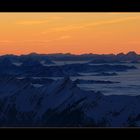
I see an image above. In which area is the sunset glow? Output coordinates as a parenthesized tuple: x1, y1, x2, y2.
(0, 12, 140, 55)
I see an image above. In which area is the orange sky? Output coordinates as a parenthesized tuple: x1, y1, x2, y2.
(0, 12, 140, 55)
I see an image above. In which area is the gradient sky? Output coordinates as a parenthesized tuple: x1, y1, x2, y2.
(0, 12, 140, 55)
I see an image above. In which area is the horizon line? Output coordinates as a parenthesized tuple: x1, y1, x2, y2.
(0, 51, 139, 57)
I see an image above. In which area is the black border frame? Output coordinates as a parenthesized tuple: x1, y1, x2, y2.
(0, 0, 140, 12)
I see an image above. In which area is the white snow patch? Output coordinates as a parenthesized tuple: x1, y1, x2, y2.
(31, 84, 43, 88)
(12, 62, 23, 66)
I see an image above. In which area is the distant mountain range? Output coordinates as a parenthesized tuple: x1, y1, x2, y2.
(45, 51, 140, 62)
(0, 52, 137, 77)
(1, 51, 140, 62)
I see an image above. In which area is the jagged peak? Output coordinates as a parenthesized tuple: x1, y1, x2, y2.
(56, 76, 73, 88)
(117, 52, 125, 56)
(126, 51, 137, 56)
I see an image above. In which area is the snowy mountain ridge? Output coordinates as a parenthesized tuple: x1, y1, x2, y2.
(0, 76, 140, 127)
